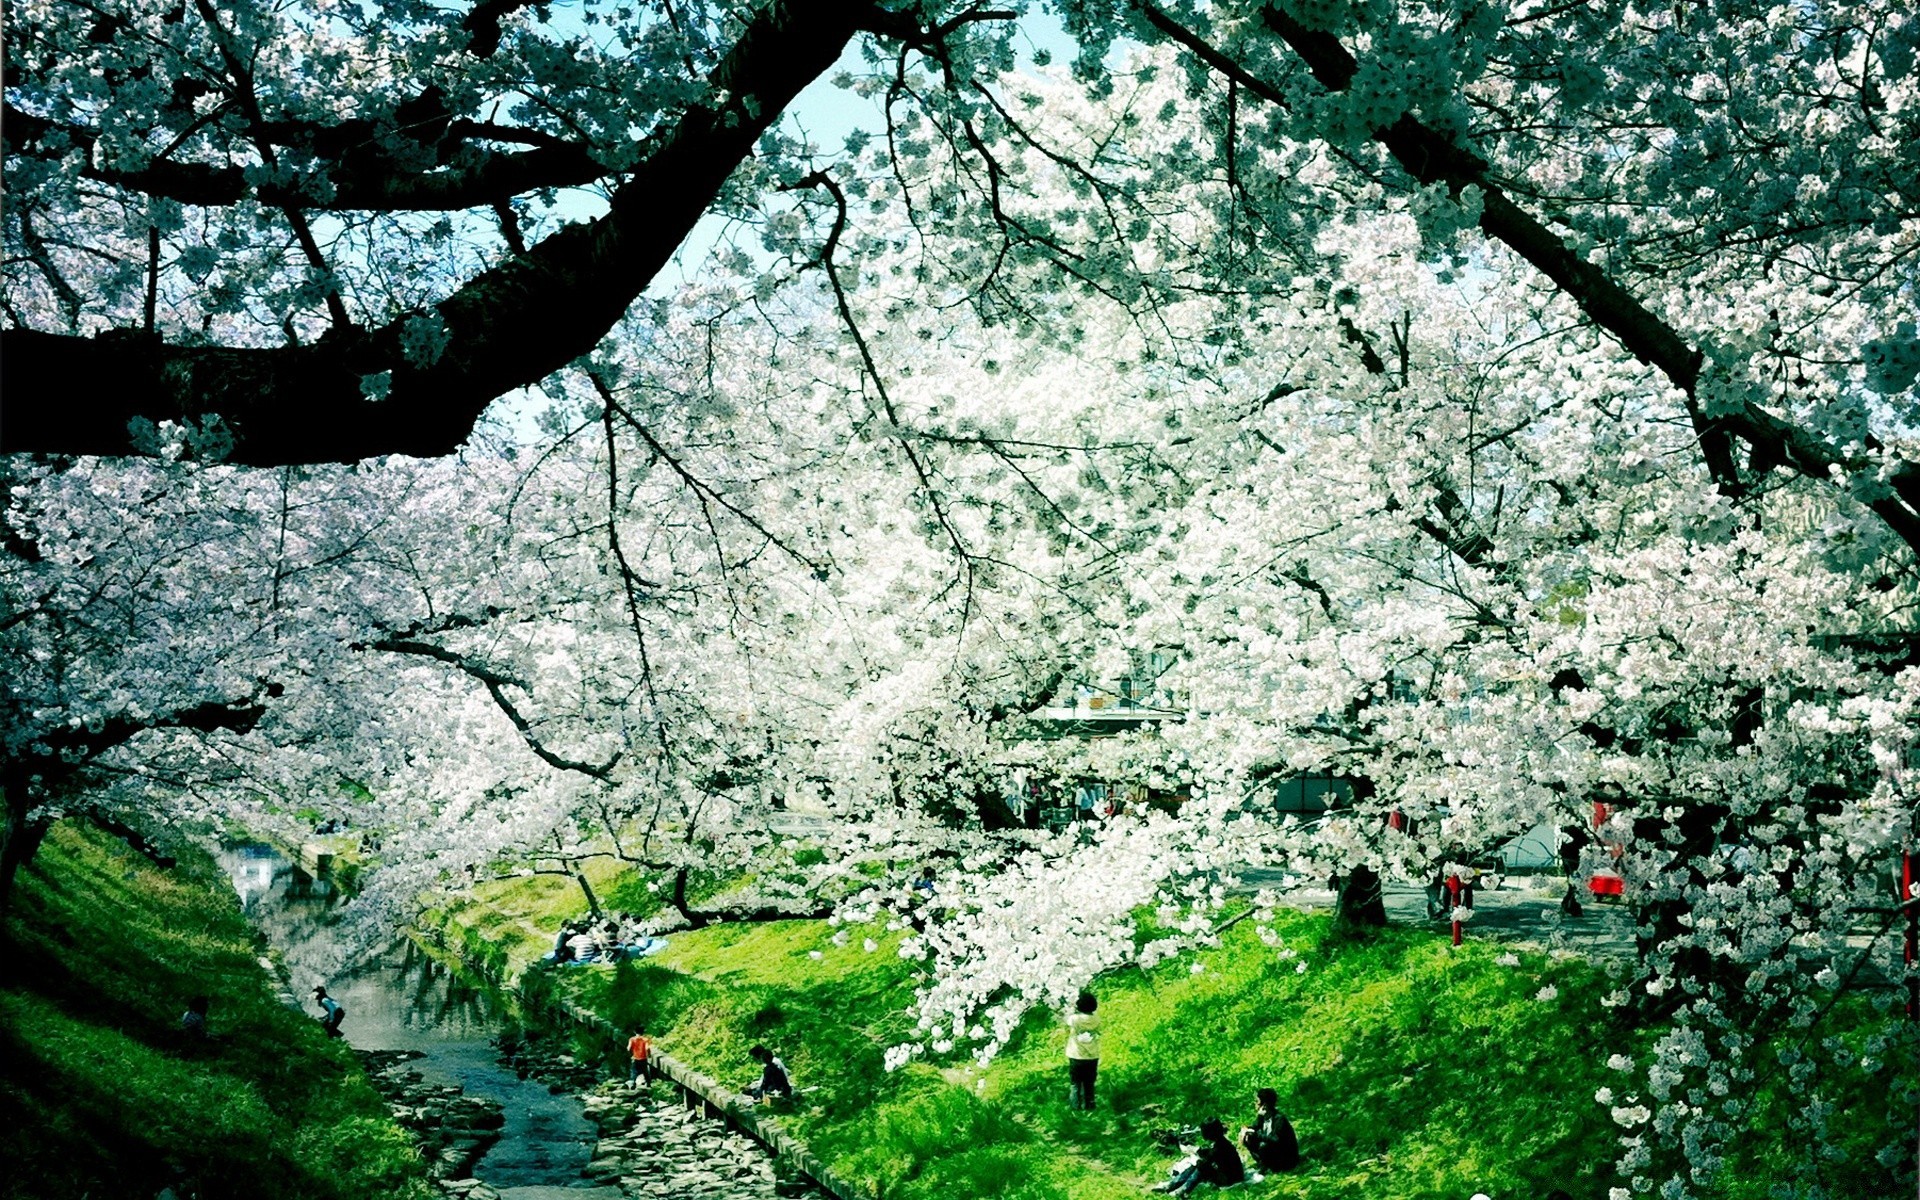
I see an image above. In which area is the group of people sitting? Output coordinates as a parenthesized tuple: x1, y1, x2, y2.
(1154, 1088, 1299, 1196)
(1063, 991, 1298, 1194)
(545, 914, 670, 965)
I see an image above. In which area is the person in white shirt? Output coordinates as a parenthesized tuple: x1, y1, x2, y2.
(1065, 990, 1101, 1109)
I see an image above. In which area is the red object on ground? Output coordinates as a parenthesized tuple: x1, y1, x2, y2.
(1588, 873, 1625, 897)
(1448, 874, 1463, 946)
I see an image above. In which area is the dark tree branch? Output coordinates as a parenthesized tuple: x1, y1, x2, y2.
(365, 635, 621, 778)
(590, 373, 671, 757)
(188, 0, 351, 330)
(362, 635, 529, 690)
(587, 372, 831, 578)
(1155, 1, 1920, 555)
(4, 104, 608, 211)
(33, 696, 270, 769)
(785, 168, 980, 619)
(1278, 563, 1336, 616)
(1415, 487, 1495, 568)
(2, 0, 878, 466)
(461, 0, 540, 57)
(1135, 2, 1291, 111)
(977, 665, 1071, 724)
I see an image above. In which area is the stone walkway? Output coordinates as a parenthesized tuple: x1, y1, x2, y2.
(579, 1082, 809, 1199)
(1233, 869, 1641, 958)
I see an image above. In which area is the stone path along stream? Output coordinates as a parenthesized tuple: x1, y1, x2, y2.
(221, 841, 816, 1200)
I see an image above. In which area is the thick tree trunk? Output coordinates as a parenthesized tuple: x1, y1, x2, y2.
(0, 765, 49, 920)
(0, 0, 877, 467)
(1628, 800, 1731, 1023)
(669, 866, 705, 929)
(1333, 864, 1387, 932)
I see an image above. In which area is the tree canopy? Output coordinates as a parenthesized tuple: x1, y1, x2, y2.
(7, 0, 1920, 1195)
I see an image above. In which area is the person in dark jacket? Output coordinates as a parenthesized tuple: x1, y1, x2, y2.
(1239, 1087, 1299, 1172)
(745, 1044, 791, 1101)
(179, 995, 210, 1042)
(1157, 1118, 1244, 1195)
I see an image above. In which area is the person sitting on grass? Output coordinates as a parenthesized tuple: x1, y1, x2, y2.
(179, 995, 210, 1042)
(548, 921, 578, 965)
(744, 1045, 790, 1103)
(566, 925, 602, 965)
(1239, 1088, 1298, 1173)
(1155, 1118, 1244, 1196)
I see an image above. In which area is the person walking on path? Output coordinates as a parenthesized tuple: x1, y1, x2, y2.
(311, 985, 345, 1038)
(1239, 1087, 1299, 1173)
(627, 1026, 652, 1088)
(1065, 990, 1102, 1110)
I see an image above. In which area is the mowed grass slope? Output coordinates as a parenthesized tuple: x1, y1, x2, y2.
(0, 821, 429, 1200)
(447, 884, 1638, 1200)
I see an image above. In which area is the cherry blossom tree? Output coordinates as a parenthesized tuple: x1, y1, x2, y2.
(8, 1, 1920, 1192)
(0, 0, 1001, 462)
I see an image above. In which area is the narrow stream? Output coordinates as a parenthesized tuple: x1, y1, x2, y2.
(218, 843, 603, 1192)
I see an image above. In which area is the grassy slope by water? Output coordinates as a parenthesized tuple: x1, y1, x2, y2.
(431, 858, 1913, 1200)
(0, 821, 429, 1200)
(436, 873, 1647, 1200)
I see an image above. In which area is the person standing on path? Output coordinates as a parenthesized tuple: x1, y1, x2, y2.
(627, 1026, 652, 1088)
(1065, 990, 1101, 1110)
(311, 985, 345, 1038)
(1558, 823, 1590, 917)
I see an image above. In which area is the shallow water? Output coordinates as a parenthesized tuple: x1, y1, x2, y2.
(218, 843, 599, 1187)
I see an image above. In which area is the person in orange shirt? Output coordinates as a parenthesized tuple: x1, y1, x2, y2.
(627, 1026, 652, 1088)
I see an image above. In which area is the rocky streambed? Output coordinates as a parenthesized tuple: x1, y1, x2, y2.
(579, 1082, 809, 1199)
(359, 1049, 508, 1185)
(362, 1037, 818, 1200)
(225, 843, 824, 1200)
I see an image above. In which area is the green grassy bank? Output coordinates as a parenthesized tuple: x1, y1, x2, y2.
(0, 821, 430, 1200)
(432, 875, 1652, 1200)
